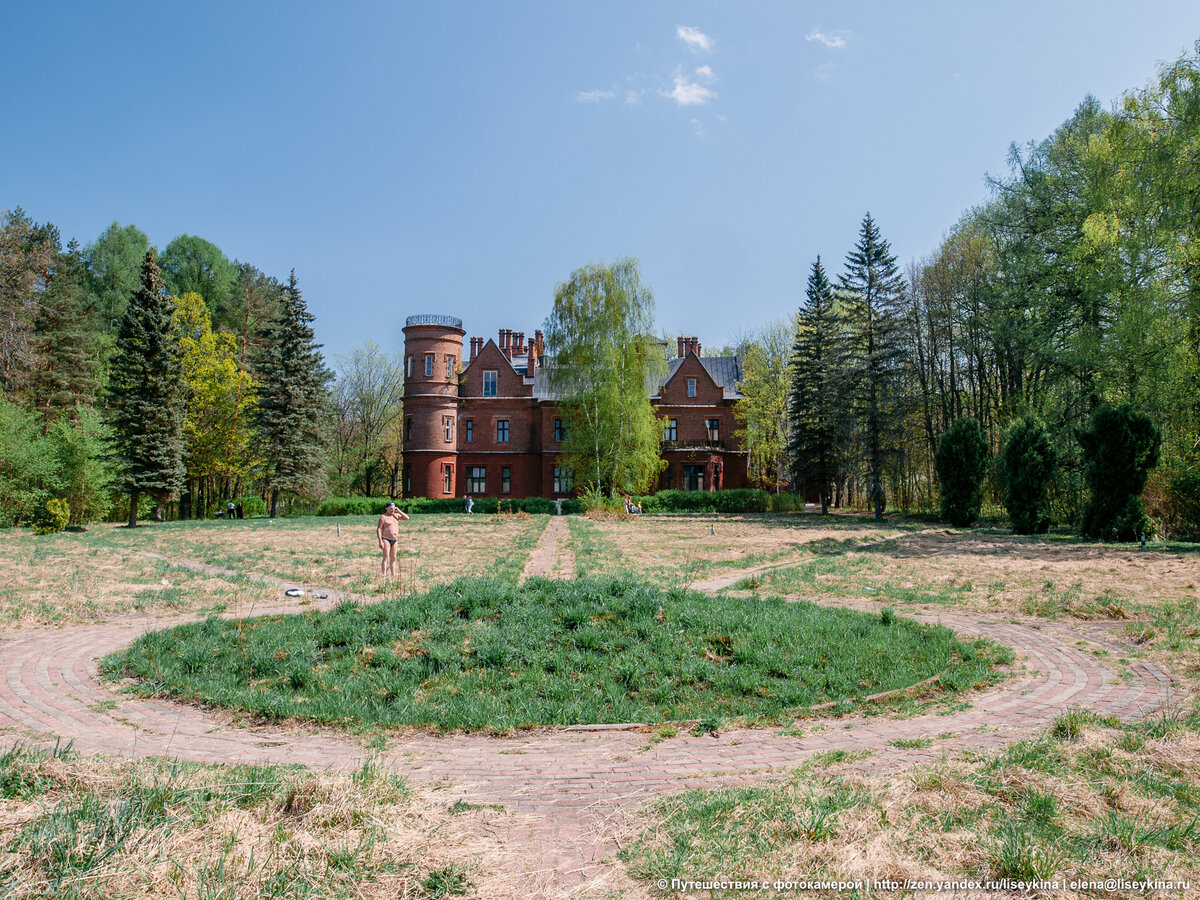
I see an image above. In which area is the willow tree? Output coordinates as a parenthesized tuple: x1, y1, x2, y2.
(545, 259, 665, 496)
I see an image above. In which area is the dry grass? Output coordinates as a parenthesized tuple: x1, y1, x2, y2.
(0, 743, 640, 899)
(622, 711, 1200, 898)
(0, 514, 547, 631)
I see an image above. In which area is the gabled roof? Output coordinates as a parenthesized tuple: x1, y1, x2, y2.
(531, 355, 743, 402)
(661, 355, 744, 400)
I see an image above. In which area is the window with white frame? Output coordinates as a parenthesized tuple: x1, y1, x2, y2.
(446, 355, 455, 379)
(405, 356, 412, 377)
(706, 418, 720, 441)
(665, 418, 677, 441)
(443, 464, 453, 494)
(425, 355, 434, 377)
(553, 467, 574, 493)
(444, 416, 454, 442)
(687, 378, 696, 398)
(483, 370, 497, 396)
(684, 465, 704, 492)
(467, 466, 486, 493)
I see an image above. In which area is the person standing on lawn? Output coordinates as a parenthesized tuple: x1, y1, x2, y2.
(376, 501, 410, 576)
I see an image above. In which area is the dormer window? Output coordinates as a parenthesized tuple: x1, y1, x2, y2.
(483, 370, 498, 397)
(687, 378, 696, 398)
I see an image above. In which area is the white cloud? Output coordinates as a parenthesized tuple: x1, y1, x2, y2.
(577, 89, 615, 103)
(806, 28, 849, 49)
(663, 68, 717, 106)
(694, 64, 715, 79)
(625, 89, 644, 106)
(676, 25, 714, 52)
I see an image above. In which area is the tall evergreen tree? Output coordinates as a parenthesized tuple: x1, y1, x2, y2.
(788, 258, 847, 513)
(841, 213, 908, 521)
(255, 271, 331, 517)
(30, 240, 101, 432)
(108, 250, 186, 526)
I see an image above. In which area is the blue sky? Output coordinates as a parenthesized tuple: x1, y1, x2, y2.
(4, 3, 1199, 366)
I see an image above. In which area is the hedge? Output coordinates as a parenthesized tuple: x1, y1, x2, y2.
(313, 496, 582, 516)
(636, 489, 770, 514)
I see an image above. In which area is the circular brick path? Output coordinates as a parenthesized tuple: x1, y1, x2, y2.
(0, 519, 1182, 893)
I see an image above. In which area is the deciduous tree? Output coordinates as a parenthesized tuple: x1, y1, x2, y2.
(545, 259, 665, 496)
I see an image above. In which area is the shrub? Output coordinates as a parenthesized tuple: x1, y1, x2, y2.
(996, 416, 1057, 535)
(1079, 405, 1161, 541)
(314, 496, 576, 516)
(638, 489, 770, 514)
(935, 418, 990, 527)
(33, 498, 71, 535)
(1144, 457, 1200, 540)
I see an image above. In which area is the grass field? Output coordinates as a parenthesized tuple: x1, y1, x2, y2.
(0, 513, 546, 629)
(5, 508, 1200, 897)
(102, 574, 1005, 731)
(0, 741, 491, 899)
(622, 709, 1200, 895)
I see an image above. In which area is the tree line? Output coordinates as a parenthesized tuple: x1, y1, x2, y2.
(0, 216, 329, 527)
(733, 43, 1200, 538)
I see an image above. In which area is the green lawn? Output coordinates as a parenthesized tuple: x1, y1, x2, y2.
(103, 575, 1005, 733)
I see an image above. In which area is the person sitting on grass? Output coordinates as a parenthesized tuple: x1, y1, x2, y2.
(376, 501, 410, 576)
(624, 495, 642, 515)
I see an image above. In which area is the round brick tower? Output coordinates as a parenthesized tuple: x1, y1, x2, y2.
(402, 314, 465, 498)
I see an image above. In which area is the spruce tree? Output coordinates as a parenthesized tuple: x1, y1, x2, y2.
(255, 270, 331, 516)
(108, 250, 186, 526)
(30, 240, 101, 432)
(1079, 405, 1160, 541)
(840, 213, 907, 521)
(996, 415, 1057, 535)
(788, 257, 847, 513)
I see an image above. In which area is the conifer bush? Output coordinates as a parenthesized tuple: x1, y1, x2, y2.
(996, 416, 1057, 535)
(935, 418, 990, 527)
(1079, 405, 1161, 541)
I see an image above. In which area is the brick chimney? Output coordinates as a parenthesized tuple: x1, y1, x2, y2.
(527, 337, 538, 378)
(692, 337, 702, 357)
(514, 331, 525, 355)
(677, 336, 686, 358)
(534, 329, 544, 356)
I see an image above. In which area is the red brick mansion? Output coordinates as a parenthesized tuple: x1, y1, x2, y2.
(401, 314, 749, 499)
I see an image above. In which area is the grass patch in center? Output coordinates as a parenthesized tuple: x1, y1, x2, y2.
(103, 576, 1000, 732)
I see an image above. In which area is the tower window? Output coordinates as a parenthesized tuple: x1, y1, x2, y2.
(446, 355, 455, 379)
(425, 355, 434, 377)
(443, 464, 453, 494)
(444, 416, 454, 442)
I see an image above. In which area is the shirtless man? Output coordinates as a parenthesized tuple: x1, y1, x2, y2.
(376, 502, 410, 576)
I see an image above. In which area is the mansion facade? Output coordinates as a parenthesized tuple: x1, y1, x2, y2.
(401, 314, 749, 499)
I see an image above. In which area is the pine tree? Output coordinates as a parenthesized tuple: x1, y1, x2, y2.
(788, 258, 848, 513)
(841, 214, 908, 521)
(108, 250, 187, 526)
(255, 270, 331, 516)
(30, 240, 101, 433)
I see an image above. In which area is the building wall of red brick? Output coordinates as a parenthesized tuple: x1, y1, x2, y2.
(403, 322, 749, 500)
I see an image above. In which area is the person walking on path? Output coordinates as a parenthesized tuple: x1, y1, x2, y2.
(376, 502, 410, 576)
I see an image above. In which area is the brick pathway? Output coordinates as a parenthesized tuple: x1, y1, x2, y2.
(0, 522, 1182, 896)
